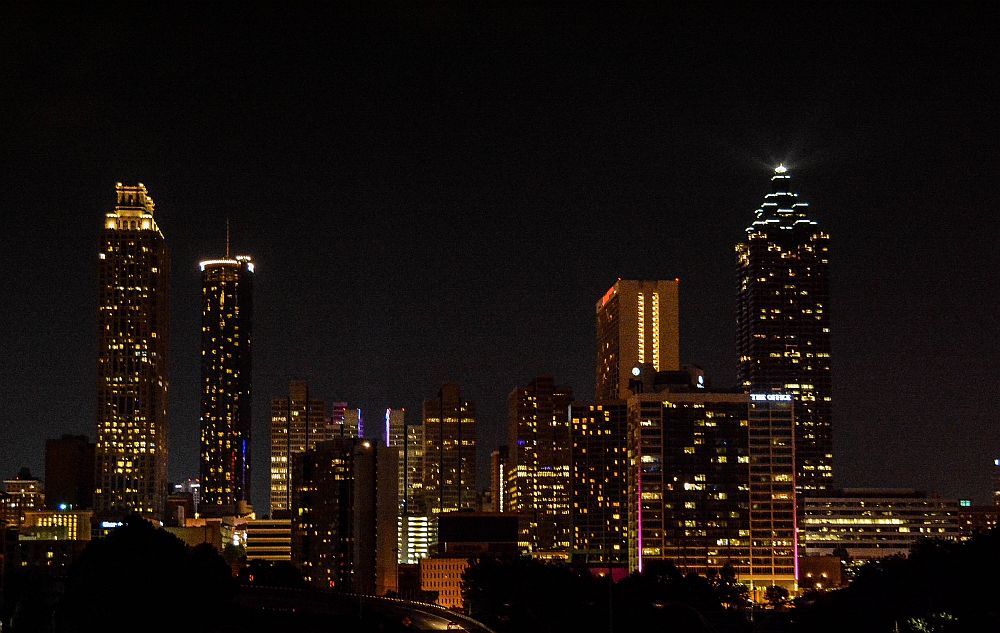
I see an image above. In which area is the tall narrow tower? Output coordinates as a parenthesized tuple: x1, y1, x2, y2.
(507, 376, 573, 557)
(422, 384, 476, 514)
(737, 165, 833, 495)
(595, 279, 680, 402)
(95, 183, 170, 518)
(198, 253, 254, 517)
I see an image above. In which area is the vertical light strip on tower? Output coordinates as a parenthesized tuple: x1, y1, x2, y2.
(651, 292, 660, 371)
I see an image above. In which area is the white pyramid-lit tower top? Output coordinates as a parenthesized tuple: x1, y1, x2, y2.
(745, 165, 818, 236)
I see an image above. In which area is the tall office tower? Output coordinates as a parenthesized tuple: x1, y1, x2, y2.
(198, 254, 254, 517)
(291, 438, 398, 594)
(595, 279, 681, 401)
(422, 384, 477, 513)
(403, 423, 425, 513)
(45, 435, 95, 510)
(270, 380, 330, 515)
(345, 408, 364, 439)
(398, 421, 429, 564)
(329, 402, 353, 438)
(95, 183, 170, 518)
(490, 446, 509, 514)
(383, 408, 407, 511)
(507, 376, 573, 558)
(626, 373, 797, 593)
(737, 165, 832, 495)
(570, 402, 628, 569)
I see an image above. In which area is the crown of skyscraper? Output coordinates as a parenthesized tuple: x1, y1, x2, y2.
(745, 165, 818, 236)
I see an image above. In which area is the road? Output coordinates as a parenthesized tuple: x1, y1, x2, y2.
(235, 586, 495, 632)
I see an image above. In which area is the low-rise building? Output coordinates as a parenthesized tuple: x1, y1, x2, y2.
(801, 489, 962, 560)
(23, 510, 93, 541)
(246, 518, 291, 561)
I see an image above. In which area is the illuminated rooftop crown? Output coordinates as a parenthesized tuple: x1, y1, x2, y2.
(114, 182, 155, 214)
(745, 165, 817, 236)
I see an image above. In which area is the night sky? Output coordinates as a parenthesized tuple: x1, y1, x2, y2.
(1, 4, 997, 511)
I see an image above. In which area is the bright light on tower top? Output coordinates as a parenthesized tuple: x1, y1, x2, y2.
(774, 164, 788, 174)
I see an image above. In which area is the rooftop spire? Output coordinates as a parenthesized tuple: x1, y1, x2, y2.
(225, 217, 231, 258)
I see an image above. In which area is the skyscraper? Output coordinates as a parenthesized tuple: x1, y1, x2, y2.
(95, 183, 170, 518)
(290, 437, 398, 594)
(198, 254, 254, 517)
(570, 402, 628, 569)
(737, 165, 833, 495)
(507, 376, 573, 558)
(626, 374, 797, 592)
(383, 408, 407, 511)
(422, 384, 477, 514)
(270, 381, 332, 516)
(596, 279, 680, 401)
(398, 419, 429, 564)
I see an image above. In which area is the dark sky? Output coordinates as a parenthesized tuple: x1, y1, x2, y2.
(2, 4, 997, 511)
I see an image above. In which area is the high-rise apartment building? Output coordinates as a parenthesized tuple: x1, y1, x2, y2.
(270, 381, 332, 515)
(596, 279, 680, 401)
(737, 165, 832, 495)
(291, 438, 398, 594)
(95, 183, 170, 518)
(570, 402, 628, 569)
(423, 384, 476, 514)
(198, 254, 254, 517)
(44, 435, 95, 510)
(2, 470, 44, 527)
(507, 376, 573, 557)
(626, 372, 797, 592)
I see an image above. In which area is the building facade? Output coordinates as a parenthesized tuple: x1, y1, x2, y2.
(626, 380, 797, 591)
(23, 510, 93, 541)
(422, 384, 477, 514)
(44, 435, 94, 511)
(2, 471, 44, 527)
(737, 165, 833, 496)
(95, 183, 170, 518)
(595, 279, 680, 402)
(507, 376, 573, 557)
(245, 518, 291, 561)
(199, 255, 254, 517)
(290, 438, 398, 594)
(270, 381, 333, 515)
(570, 402, 628, 568)
(800, 489, 962, 560)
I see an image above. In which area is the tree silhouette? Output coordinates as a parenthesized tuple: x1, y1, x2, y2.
(56, 516, 235, 632)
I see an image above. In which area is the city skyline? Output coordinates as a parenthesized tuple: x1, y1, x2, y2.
(2, 5, 997, 513)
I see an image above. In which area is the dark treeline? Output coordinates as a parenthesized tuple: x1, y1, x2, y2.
(796, 530, 1000, 632)
(7, 523, 1000, 632)
(463, 529, 1000, 633)
(462, 557, 749, 633)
